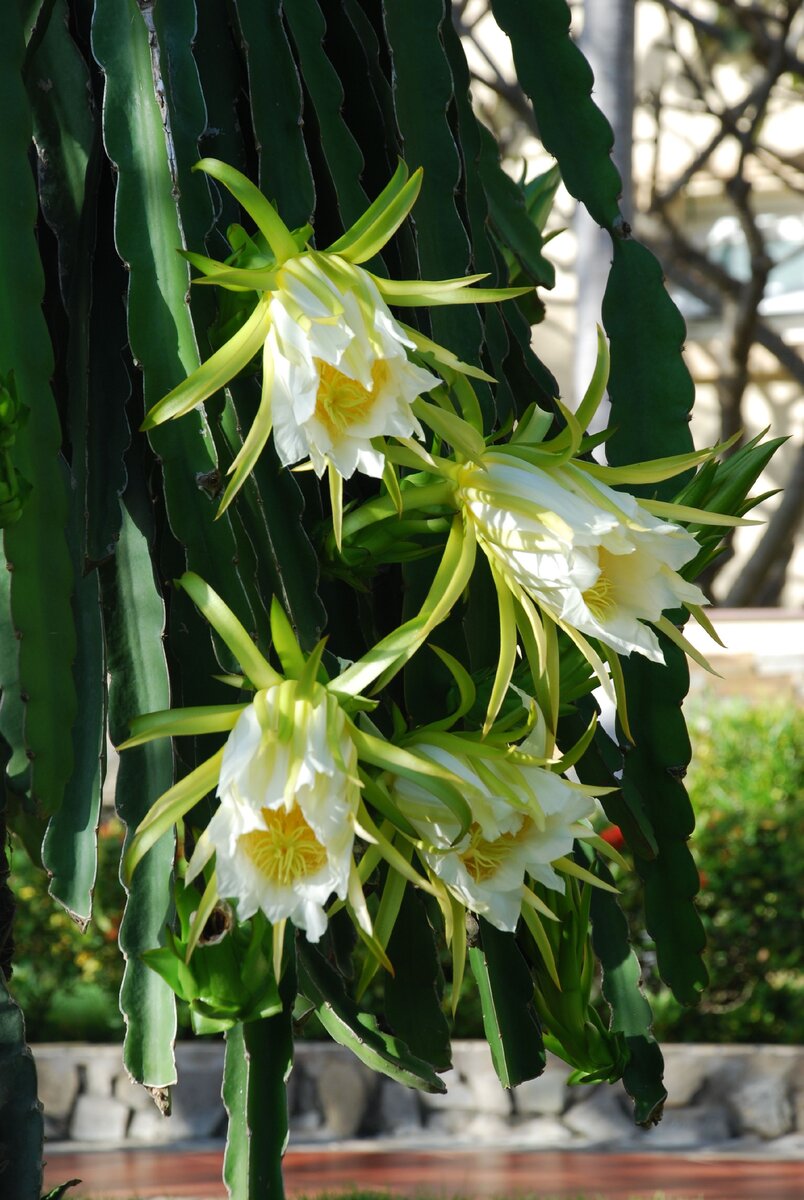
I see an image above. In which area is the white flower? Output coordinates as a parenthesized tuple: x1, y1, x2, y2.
(457, 451, 707, 662)
(390, 739, 595, 932)
(267, 255, 437, 479)
(205, 680, 361, 941)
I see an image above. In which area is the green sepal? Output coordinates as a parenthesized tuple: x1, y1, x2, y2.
(326, 164, 423, 264)
(141, 296, 272, 429)
(193, 157, 299, 264)
(142, 883, 281, 1030)
(121, 704, 246, 749)
(373, 274, 532, 307)
(178, 573, 281, 690)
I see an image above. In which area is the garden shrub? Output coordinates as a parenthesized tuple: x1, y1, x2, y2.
(9, 821, 125, 1042)
(625, 700, 804, 1044)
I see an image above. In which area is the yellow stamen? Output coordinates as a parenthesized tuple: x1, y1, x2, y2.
(460, 819, 531, 883)
(240, 806, 327, 885)
(582, 550, 616, 620)
(314, 359, 388, 438)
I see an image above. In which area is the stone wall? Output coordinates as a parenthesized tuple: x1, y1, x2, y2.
(35, 1041, 804, 1156)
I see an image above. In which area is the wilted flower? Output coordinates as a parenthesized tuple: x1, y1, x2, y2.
(390, 737, 597, 932)
(457, 451, 707, 664)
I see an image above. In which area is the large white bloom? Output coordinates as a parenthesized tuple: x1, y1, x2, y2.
(204, 680, 361, 941)
(267, 254, 437, 479)
(390, 739, 595, 932)
(457, 451, 707, 662)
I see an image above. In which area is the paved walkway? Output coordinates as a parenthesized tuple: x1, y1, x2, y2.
(43, 1145, 804, 1200)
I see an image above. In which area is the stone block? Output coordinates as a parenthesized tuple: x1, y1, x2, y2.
(317, 1058, 371, 1138)
(169, 1043, 226, 1138)
(562, 1087, 636, 1146)
(512, 1116, 575, 1147)
(379, 1079, 422, 1132)
(289, 1108, 324, 1136)
(729, 1076, 794, 1140)
(794, 1086, 804, 1133)
(292, 1065, 321, 1121)
(513, 1059, 570, 1117)
(83, 1049, 123, 1098)
(128, 1106, 176, 1144)
(113, 1071, 157, 1113)
(422, 1108, 511, 1137)
(462, 1112, 513, 1142)
(636, 1103, 732, 1150)
(661, 1047, 708, 1108)
(766, 1132, 804, 1159)
(175, 1041, 226, 1076)
(34, 1051, 80, 1123)
(69, 1093, 129, 1143)
(452, 1042, 511, 1116)
(43, 1113, 70, 1141)
(419, 1067, 476, 1112)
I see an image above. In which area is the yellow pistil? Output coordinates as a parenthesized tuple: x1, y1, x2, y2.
(460, 819, 531, 883)
(582, 550, 617, 620)
(240, 806, 328, 886)
(314, 359, 388, 438)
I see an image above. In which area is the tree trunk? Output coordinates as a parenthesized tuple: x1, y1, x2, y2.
(574, 0, 635, 425)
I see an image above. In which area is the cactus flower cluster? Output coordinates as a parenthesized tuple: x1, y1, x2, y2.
(124, 162, 757, 1050)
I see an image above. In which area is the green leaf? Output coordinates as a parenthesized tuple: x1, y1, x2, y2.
(230, 0, 314, 229)
(25, 3, 108, 923)
(222, 1024, 248, 1200)
(0, 0, 76, 822)
(622, 637, 708, 1007)
(476, 125, 555, 288)
(283, 0, 369, 231)
(222, 946, 295, 1200)
(0, 966, 43, 1200)
(384, 889, 452, 1071)
(383, 0, 484, 366)
(297, 941, 446, 1093)
(603, 240, 695, 494)
(587, 854, 667, 1126)
(219, 393, 327, 653)
(41, 561, 105, 927)
(469, 918, 545, 1088)
(439, 15, 509, 425)
(101, 462, 176, 1088)
(560, 699, 657, 860)
(91, 0, 256, 633)
(490, 0, 621, 231)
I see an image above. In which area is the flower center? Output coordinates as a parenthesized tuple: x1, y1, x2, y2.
(582, 550, 617, 620)
(314, 359, 388, 438)
(239, 806, 328, 886)
(460, 819, 530, 884)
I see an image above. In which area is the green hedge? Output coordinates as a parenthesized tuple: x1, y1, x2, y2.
(9, 821, 125, 1042)
(632, 700, 804, 1044)
(9, 702, 802, 1045)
